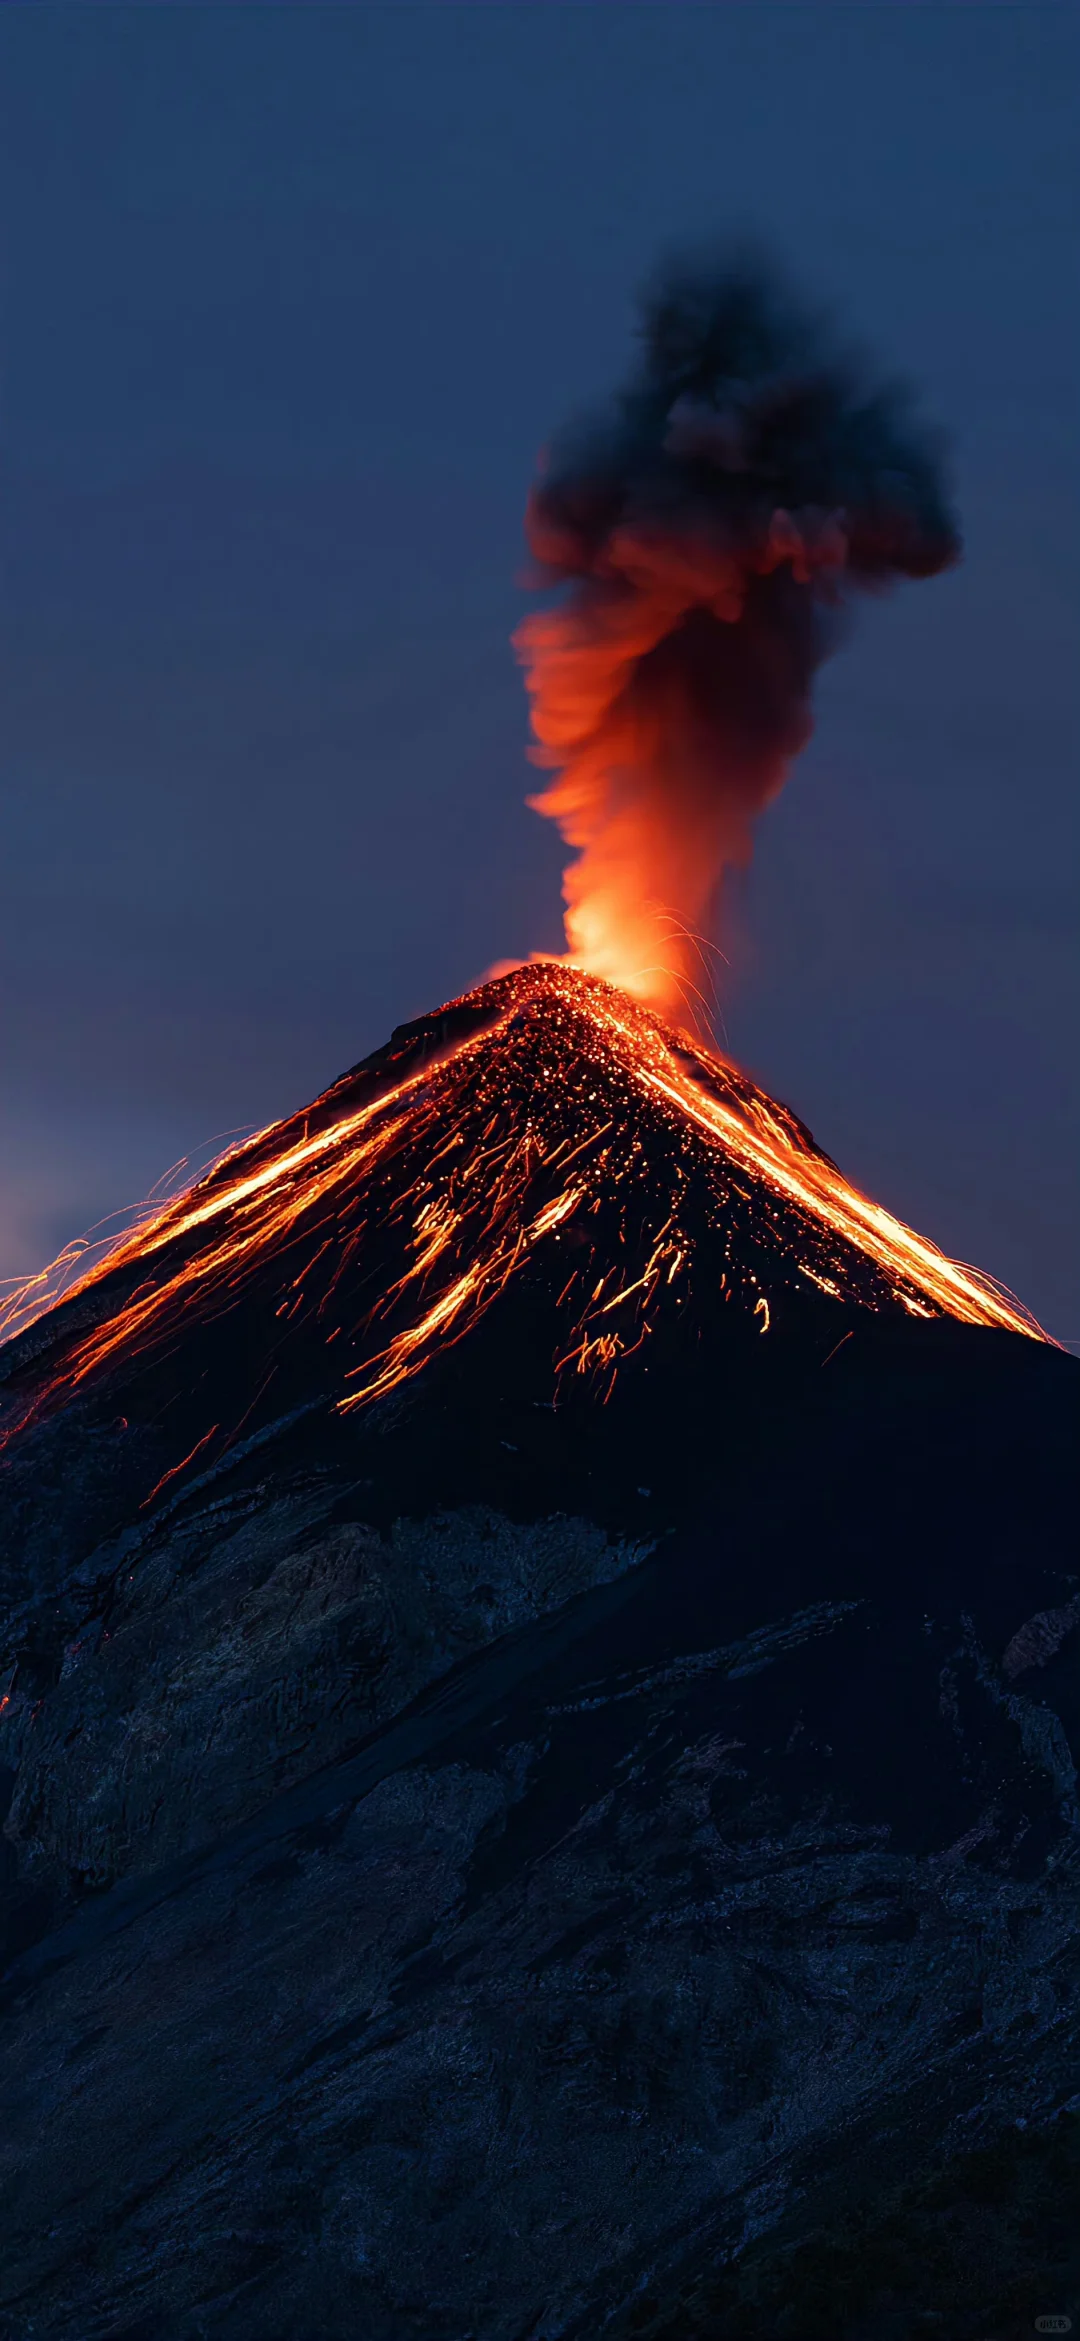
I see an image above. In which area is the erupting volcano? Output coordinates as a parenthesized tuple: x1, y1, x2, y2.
(1, 253, 1075, 2341)
(0, 252, 1032, 1470)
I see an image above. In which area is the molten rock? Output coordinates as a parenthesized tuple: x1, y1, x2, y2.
(0, 968, 1076, 2341)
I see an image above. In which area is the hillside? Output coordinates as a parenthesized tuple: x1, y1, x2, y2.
(0, 967, 1075, 2340)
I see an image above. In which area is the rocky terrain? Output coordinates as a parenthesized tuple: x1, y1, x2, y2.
(0, 980, 1076, 2340)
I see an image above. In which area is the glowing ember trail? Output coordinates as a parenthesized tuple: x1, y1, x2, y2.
(0, 964, 1045, 1477)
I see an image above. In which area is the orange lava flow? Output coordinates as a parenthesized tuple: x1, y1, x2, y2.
(0, 964, 1046, 1460)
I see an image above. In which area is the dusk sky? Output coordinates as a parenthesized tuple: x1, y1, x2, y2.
(0, 6, 1076, 1341)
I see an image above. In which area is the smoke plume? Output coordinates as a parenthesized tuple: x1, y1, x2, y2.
(516, 251, 960, 1022)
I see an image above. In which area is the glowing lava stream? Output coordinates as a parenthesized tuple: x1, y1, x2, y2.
(0, 964, 1046, 1451)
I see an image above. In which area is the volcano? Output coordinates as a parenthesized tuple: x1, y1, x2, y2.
(0, 961, 1042, 1460)
(0, 965, 1077, 2341)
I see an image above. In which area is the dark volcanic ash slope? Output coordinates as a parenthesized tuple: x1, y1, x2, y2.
(0, 968, 1076, 2341)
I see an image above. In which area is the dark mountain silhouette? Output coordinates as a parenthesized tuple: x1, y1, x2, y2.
(0, 965, 1076, 2341)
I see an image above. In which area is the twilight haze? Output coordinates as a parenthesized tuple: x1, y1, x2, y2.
(0, 9, 1076, 1341)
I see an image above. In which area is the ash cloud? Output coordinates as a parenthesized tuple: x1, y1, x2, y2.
(516, 249, 960, 1022)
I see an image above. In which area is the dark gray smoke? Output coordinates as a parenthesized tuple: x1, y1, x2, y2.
(516, 250, 960, 1020)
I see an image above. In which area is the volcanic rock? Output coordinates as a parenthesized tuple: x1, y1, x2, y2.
(0, 966, 1076, 2340)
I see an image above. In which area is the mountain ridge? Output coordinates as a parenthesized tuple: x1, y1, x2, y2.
(0, 969, 1075, 2340)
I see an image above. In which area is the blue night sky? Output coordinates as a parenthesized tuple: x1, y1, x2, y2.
(0, 6, 1076, 1339)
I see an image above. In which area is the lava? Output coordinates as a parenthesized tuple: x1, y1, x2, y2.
(0, 964, 1044, 1475)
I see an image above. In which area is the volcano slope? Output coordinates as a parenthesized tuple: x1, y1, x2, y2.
(0, 963, 1076, 2341)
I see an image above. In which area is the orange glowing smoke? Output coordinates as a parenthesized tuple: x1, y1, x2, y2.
(0, 965, 1045, 1486)
(516, 255, 960, 1019)
(517, 540, 831, 1020)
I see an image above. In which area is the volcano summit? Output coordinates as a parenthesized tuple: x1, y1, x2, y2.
(0, 960, 1041, 1474)
(0, 966, 1076, 2341)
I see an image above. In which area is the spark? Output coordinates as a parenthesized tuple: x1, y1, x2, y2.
(139, 1424, 222, 1510)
